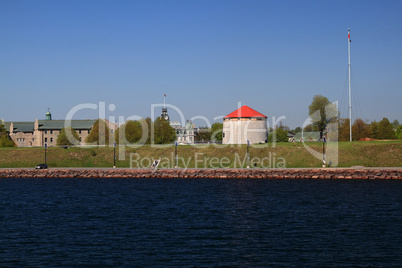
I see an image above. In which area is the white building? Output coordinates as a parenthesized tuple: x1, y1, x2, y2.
(222, 105, 268, 145)
(170, 120, 196, 145)
(160, 107, 196, 145)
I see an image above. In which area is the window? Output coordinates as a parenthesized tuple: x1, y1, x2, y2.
(45, 138, 48, 142)
(45, 130, 47, 134)
(88, 130, 90, 134)
(223, 133, 225, 138)
(33, 138, 35, 142)
(111, 129, 114, 134)
(50, 130, 53, 134)
(79, 130, 82, 134)
(50, 138, 53, 143)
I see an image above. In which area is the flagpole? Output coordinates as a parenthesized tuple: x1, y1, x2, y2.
(348, 28, 352, 142)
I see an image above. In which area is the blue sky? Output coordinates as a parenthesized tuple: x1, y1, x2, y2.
(1, 0, 401, 128)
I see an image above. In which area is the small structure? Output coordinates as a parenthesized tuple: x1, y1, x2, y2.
(171, 120, 195, 145)
(290, 132, 321, 142)
(222, 105, 268, 145)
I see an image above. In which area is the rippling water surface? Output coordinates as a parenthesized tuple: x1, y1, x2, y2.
(0, 178, 401, 267)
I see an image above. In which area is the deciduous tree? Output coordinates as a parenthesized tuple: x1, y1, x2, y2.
(211, 123, 223, 142)
(154, 117, 176, 144)
(338, 118, 350, 141)
(377, 118, 396, 139)
(352, 118, 371, 141)
(56, 127, 81, 146)
(308, 95, 338, 137)
(396, 125, 402, 139)
(268, 127, 288, 142)
(195, 127, 211, 142)
(0, 124, 15, 147)
(115, 120, 143, 145)
(85, 119, 110, 145)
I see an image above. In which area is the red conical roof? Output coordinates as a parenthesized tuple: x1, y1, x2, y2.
(224, 105, 267, 118)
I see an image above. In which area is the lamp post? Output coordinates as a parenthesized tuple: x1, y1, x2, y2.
(45, 143, 47, 165)
(247, 139, 250, 168)
(113, 142, 116, 168)
(175, 141, 178, 168)
(322, 131, 327, 167)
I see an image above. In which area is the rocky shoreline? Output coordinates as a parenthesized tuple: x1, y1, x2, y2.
(0, 168, 401, 179)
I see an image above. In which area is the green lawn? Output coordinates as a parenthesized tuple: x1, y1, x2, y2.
(0, 141, 401, 168)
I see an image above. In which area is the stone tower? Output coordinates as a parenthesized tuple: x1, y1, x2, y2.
(222, 105, 268, 144)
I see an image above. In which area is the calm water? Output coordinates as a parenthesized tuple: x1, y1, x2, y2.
(0, 178, 401, 267)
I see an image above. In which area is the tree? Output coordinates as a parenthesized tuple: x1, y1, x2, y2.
(56, 127, 81, 146)
(195, 127, 211, 142)
(396, 125, 402, 139)
(294, 127, 302, 133)
(392, 120, 400, 129)
(370, 121, 379, 139)
(308, 95, 338, 137)
(352, 118, 371, 141)
(303, 124, 314, 132)
(268, 128, 288, 142)
(138, 117, 153, 144)
(338, 118, 350, 141)
(0, 124, 16, 147)
(377, 118, 396, 139)
(85, 119, 110, 145)
(154, 117, 176, 144)
(211, 123, 223, 142)
(115, 120, 143, 145)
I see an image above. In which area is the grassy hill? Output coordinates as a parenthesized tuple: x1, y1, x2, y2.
(0, 141, 401, 168)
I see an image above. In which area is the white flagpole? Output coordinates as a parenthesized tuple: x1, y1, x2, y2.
(348, 28, 352, 142)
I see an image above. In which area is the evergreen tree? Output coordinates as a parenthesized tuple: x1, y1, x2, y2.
(56, 127, 81, 146)
(85, 119, 110, 145)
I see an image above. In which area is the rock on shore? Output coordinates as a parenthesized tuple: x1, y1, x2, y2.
(0, 168, 401, 179)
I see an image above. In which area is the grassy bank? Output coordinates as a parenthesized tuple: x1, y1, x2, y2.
(0, 141, 401, 168)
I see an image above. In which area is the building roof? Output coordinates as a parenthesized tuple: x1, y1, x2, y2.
(3, 120, 97, 132)
(224, 105, 267, 119)
(7, 122, 35, 132)
(38, 120, 97, 130)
